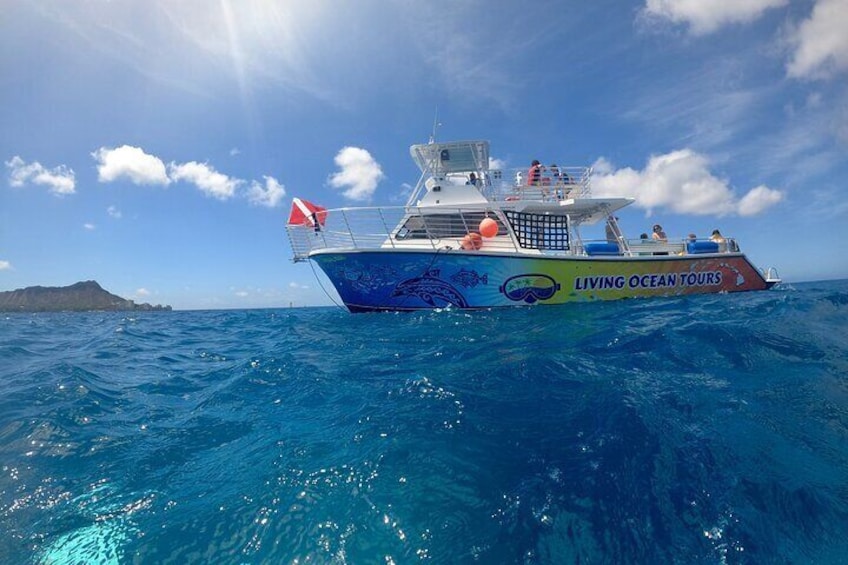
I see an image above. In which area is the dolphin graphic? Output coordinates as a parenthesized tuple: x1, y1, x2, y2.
(392, 269, 470, 308)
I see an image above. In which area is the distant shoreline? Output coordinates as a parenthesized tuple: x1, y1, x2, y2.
(0, 280, 171, 312)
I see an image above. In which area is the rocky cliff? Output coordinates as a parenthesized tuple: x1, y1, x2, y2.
(0, 281, 172, 312)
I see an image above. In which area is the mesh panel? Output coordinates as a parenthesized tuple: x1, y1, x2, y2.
(504, 211, 570, 250)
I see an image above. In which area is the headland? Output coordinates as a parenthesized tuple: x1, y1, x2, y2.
(0, 280, 171, 312)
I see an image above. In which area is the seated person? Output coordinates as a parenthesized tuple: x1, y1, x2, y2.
(651, 224, 667, 242)
(710, 229, 727, 251)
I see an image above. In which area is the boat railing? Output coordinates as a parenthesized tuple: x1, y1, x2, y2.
(287, 206, 542, 260)
(764, 266, 781, 283)
(482, 167, 592, 202)
(287, 205, 744, 261)
(623, 237, 741, 257)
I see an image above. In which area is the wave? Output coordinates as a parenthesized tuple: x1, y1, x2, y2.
(1, 280, 847, 563)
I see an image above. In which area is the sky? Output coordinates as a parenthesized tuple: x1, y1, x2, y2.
(2, 0, 847, 309)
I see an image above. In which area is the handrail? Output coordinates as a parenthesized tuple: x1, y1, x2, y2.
(486, 167, 592, 202)
(286, 205, 745, 262)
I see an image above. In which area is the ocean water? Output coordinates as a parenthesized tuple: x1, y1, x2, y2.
(1, 280, 847, 564)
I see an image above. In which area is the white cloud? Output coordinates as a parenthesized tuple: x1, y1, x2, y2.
(6, 156, 76, 195)
(0, 260, 11, 270)
(83, 223, 96, 230)
(328, 147, 384, 201)
(642, 0, 787, 35)
(92, 145, 170, 185)
(288, 281, 309, 289)
(230, 148, 241, 156)
(592, 149, 783, 216)
(786, 0, 848, 80)
(592, 157, 615, 175)
(737, 184, 784, 215)
(235, 290, 249, 297)
(91, 145, 280, 205)
(135, 288, 150, 297)
(168, 161, 241, 200)
(489, 157, 507, 171)
(247, 175, 286, 207)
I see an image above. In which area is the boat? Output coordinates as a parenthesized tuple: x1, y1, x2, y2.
(286, 139, 781, 312)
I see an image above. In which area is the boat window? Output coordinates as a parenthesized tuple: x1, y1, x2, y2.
(504, 211, 570, 250)
(395, 213, 499, 240)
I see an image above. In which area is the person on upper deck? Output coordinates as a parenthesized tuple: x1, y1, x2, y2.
(710, 229, 727, 251)
(548, 164, 562, 198)
(466, 172, 478, 187)
(528, 160, 542, 186)
(549, 164, 561, 183)
(652, 224, 667, 242)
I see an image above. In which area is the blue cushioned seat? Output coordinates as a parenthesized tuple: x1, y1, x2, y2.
(686, 241, 720, 254)
(585, 242, 621, 256)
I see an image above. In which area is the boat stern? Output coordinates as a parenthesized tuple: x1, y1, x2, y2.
(763, 266, 782, 288)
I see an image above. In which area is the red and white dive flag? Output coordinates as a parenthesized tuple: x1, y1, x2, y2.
(287, 198, 328, 227)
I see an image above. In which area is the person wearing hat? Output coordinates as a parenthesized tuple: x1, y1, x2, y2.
(652, 224, 667, 242)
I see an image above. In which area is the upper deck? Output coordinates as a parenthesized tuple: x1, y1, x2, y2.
(407, 139, 597, 208)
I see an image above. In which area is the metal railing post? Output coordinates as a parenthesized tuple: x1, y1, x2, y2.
(341, 209, 356, 249)
(378, 208, 395, 249)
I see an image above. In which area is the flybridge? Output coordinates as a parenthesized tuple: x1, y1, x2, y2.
(409, 140, 490, 176)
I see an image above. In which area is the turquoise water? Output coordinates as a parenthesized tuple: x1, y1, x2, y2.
(2, 280, 847, 563)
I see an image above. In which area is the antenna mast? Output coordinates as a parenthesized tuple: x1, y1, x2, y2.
(429, 108, 441, 144)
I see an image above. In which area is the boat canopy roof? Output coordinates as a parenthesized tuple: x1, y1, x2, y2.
(509, 197, 634, 225)
(560, 197, 634, 224)
(410, 140, 490, 176)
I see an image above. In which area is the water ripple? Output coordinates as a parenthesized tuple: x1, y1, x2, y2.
(1, 281, 848, 562)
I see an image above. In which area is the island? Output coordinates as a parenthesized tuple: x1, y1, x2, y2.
(0, 280, 172, 312)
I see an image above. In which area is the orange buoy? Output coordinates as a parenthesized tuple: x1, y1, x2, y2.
(479, 217, 498, 238)
(461, 232, 483, 250)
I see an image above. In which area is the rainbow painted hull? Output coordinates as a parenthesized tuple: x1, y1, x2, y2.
(312, 250, 774, 312)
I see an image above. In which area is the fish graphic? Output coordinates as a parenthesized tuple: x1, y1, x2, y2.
(450, 268, 489, 288)
(392, 269, 470, 308)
